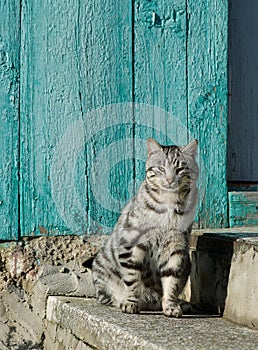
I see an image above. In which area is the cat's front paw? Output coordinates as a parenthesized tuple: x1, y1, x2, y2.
(122, 301, 139, 314)
(162, 301, 182, 318)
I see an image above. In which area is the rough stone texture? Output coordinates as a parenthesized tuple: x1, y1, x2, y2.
(26, 261, 96, 300)
(47, 296, 258, 350)
(0, 235, 105, 292)
(0, 292, 43, 349)
(0, 235, 104, 348)
(189, 227, 258, 320)
(44, 321, 93, 350)
(0, 228, 258, 348)
(224, 237, 258, 329)
(1, 285, 44, 344)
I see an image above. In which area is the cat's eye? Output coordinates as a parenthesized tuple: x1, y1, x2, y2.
(147, 170, 156, 178)
(158, 166, 166, 172)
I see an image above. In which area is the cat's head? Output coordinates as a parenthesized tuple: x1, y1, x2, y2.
(146, 138, 199, 192)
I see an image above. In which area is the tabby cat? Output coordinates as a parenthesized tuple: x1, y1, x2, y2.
(92, 138, 199, 317)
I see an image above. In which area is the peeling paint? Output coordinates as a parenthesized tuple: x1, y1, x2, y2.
(1, 1, 228, 240)
(0, 1, 20, 240)
(229, 192, 258, 227)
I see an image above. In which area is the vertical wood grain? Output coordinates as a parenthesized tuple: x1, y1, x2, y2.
(18, 0, 230, 236)
(133, 0, 188, 188)
(20, 0, 84, 236)
(80, 1, 133, 233)
(0, 1, 20, 240)
(228, 0, 258, 181)
(187, 0, 228, 227)
(20, 0, 133, 236)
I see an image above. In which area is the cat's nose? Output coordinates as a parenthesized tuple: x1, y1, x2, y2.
(167, 178, 173, 185)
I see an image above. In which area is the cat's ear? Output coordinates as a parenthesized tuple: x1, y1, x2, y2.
(182, 139, 198, 157)
(147, 138, 162, 155)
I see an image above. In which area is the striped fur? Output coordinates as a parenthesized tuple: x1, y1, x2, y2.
(92, 138, 199, 317)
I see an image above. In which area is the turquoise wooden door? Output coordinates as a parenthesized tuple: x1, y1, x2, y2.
(0, 0, 228, 240)
(20, 0, 134, 236)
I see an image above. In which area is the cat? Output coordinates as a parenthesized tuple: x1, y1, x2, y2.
(92, 138, 199, 317)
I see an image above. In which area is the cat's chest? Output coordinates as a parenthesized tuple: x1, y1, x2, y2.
(145, 204, 192, 232)
(147, 206, 178, 227)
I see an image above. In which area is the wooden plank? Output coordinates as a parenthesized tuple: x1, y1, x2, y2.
(20, 0, 84, 236)
(19, 0, 229, 235)
(228, 0, 258, 181)
(133, 0, 188, 190)
(187, 0, 228, 228)
(80, 2, 133, 233)
(229, 192, 258, 227)
(20, 1, 133, 236)
(0, 1, 20, 240)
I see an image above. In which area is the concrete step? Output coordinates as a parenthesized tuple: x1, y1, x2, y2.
(1, 228, 258, 349)
(46, 296, 258, 350)
(189, 227, 258, 329)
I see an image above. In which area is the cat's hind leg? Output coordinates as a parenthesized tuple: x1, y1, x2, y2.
(92, 249, 125, 308)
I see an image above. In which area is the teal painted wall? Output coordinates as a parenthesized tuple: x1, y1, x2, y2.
(0, 0, 228, 240)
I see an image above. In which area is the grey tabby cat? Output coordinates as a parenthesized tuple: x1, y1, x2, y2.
(92, 138, 199, 317)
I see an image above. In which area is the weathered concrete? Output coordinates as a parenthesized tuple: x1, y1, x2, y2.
(45, 321, 93, 350)
(188, 227, 258, 325)
(224, 236, 258, 329)
(46, 296, 258, 350)
(1, 285, 44, 344)
(0, 293, 44, 349)
(0, 228, 258, 348)
(0, 235, 104, 292)
(0, 234, 103, 348)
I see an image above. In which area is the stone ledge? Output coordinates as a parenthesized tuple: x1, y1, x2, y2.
(190, 227, 258, 254)
(0, 227, 258, 349)
(188, 228, 258, 329)
(45, 320, 93, 350)
(46, 296, 258, 350)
